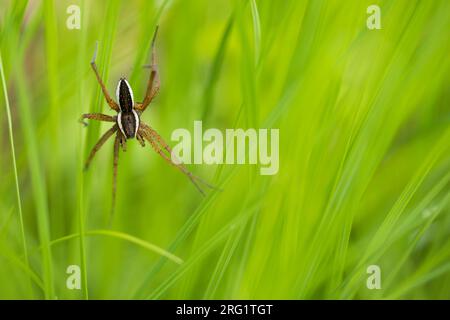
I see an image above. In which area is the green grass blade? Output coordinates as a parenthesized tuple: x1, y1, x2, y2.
(132, 167, 237, 299)
(76, 0, 89, 300)
(250, 0, 261, 66)
(0, 242, 44, 291)
(15, 59, 54, 300)
(201, 14, 234, 121)
(45, 230, 183, 265)
(0, 51, 32, 297)
(146, 204, 257, 299)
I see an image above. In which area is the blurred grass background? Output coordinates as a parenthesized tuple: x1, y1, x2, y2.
(0, 0, 449, 299)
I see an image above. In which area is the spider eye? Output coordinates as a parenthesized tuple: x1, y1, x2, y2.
(116, 79, 134, 112)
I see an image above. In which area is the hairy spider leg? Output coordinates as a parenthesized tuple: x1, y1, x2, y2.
(136, 132, 146, 147)
(118, 131, 127, 152)
(145, 125, 218, 190)
(111, 132, 120, 219)
(84, 124, 118, 170)
(79, 113, 116, 126)
(139, 123, 216, 195)
(90, 41, 120, 112)
(136, 26, 160, 112)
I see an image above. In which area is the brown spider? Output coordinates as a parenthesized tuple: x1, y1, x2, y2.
(81, 27, 214, 213)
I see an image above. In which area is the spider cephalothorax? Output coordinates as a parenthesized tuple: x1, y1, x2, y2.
(80, 27, 214, 215)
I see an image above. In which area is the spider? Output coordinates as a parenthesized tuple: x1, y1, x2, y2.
(80, 27, 214, 213)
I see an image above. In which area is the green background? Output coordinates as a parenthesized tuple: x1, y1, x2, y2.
(0, 0, 449, 299)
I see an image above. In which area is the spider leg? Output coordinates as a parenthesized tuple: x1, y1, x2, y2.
(145, 125, 218, 190)
(139, 124, 216, 195)
(135, 26, 160, 112)
(139, 127, 205, 195)
(136, 132, 146, 147)
(111, 132, 120, 219)
(79, 113, 116, 126)
(84, 124, 118, 170)
(118, 132, 127, 152)
(90, 41, 120, 112)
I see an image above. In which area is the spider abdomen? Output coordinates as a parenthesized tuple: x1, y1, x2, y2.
(118, 110, 139, 139)
(115, 78, 139, 138)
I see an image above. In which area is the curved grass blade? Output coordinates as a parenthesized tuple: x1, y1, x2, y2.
(46, 230, 183, 265)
